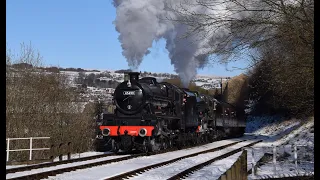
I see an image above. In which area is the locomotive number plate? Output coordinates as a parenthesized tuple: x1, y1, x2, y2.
(123, 91, 136, 95)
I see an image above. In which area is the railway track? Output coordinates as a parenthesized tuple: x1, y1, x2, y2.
(6, 153, 134, 180)
(105, 140, 262, 180)
(167, 140, 262, 180)
(6, 152, 116, 174)
(6, 139, 242, 180)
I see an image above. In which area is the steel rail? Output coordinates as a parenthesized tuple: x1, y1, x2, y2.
(104, 140, 247, 180)
(6, 152, 116, 174)
(7, 138, 238, 180)
(167, 140, 263, 180)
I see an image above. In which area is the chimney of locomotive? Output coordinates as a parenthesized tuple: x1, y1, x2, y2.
(128, 72, 140, 84)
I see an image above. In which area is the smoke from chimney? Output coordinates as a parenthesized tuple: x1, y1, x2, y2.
(112, 0, 239, 87)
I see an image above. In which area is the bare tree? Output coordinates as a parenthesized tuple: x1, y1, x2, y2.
(6, 43, 95, 161)
(167, 0, 313, 117)
(166, 0, 313, 65)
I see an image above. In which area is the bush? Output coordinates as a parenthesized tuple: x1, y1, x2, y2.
(6, 43, 95, 161)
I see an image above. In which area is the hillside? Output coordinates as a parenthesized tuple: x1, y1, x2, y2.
(58, 68, 230, 105)
(8, 63, 235, 112)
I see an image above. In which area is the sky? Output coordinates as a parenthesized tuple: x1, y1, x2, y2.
(6, 0, 250, 77)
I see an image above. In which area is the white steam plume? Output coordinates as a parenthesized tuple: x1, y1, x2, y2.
(112, 0, 249, 87)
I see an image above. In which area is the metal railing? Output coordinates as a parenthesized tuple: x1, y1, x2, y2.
(248, 144, 314, 178)
(6, 137, 50, 162)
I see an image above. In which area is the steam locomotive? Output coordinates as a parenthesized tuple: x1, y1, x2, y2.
(95, 72, 246, 152)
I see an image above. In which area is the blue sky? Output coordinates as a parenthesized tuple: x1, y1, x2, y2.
(6, 0, 250, 77)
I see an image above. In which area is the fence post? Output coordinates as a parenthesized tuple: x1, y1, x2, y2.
(235, 159, 240, 180)
(242, 149, 247, 180)
(6, 138, 10, 162)
(6, 137, 51, 162)
(59, 143, 63, 161)
(49, 144, 55, 161)
(67, 142, 72, 160)
(294, 144, 298, 173)
(251, 148, 255, 176)
(273, 145, 277, 174)
(29, 137, 33, 160)
(238, 154, 242, 180)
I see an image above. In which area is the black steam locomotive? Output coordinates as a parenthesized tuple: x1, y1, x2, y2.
(95, 72, 246, 152)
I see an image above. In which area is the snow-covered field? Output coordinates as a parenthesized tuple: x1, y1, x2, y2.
(61, 70, 227, 90)
(58, 69, 227, 104)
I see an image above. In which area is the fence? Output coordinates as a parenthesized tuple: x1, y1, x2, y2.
(218, 149, 248, 180)
(51, 142, 74, 161)
(6, 137, 50, 162)
(248, 144, 314, 178)
(6, 137, 79, 164)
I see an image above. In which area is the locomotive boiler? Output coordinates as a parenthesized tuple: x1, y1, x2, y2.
(95, 72, 246, 152)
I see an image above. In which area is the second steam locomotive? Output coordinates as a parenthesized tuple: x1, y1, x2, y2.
(96, 72, 246, 152)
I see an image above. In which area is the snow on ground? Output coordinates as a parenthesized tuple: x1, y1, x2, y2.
(7, 155, 131, 179)
(185, 152, 242, 180)
(245, 115, 301, 137)
(246, 147, 266, 173)
(127, 141, 256, 180)
(42, 139, 247, 180)
(245, 116, 314, 179)
(250, 161, 314, 179)
(84, 71, 104, 75)
(6, 151, 110, 170)
(52, 151, 110, 162)
(6, 116, 313, 180)
(61, 69, 226, 90)
(6, 164, 31, 169)
(249, 116, 314, 148)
